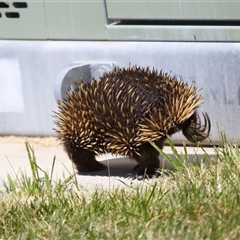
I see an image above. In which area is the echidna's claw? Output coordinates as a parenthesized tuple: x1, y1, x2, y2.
(196, 112, 211, 141)
(183, 112, 211, 142)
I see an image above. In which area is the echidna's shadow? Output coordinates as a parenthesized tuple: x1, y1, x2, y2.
(77, 153, 216, 178)
(77, 157, 138, 178)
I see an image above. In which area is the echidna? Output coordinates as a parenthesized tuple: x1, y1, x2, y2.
(54, 66, 211, 177)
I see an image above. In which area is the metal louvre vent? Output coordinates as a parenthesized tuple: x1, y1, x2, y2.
(0, 2, 27, 19)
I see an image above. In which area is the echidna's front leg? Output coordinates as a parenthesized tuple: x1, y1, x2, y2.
(65, 145, 106, 172)
(133, 139, 165, 178)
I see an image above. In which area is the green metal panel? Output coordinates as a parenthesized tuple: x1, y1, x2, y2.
(1, 0, 240, 41)
(44, 0, 107, 40)
(0, 0, 47, 39)
(106, 25, 240, 42)
(106, 0, 240, 20)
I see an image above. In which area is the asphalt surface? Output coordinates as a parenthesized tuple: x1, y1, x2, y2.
(0, 137, 216, 190)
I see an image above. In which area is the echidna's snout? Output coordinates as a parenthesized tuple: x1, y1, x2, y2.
(182, 112, 211, 143)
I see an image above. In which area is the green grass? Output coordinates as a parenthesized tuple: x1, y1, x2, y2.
(1, 131, 240, 239)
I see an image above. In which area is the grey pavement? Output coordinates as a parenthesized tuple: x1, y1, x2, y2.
(0, 137, 216, 190)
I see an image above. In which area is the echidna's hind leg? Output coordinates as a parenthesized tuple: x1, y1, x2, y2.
(133, 139, 165, 179)
(65, 146, 106, 172)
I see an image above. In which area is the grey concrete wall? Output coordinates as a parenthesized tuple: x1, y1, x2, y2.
(0, 40, 239, 144)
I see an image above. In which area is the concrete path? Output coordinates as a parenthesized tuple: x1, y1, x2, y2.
(0, 137, 216, 190)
